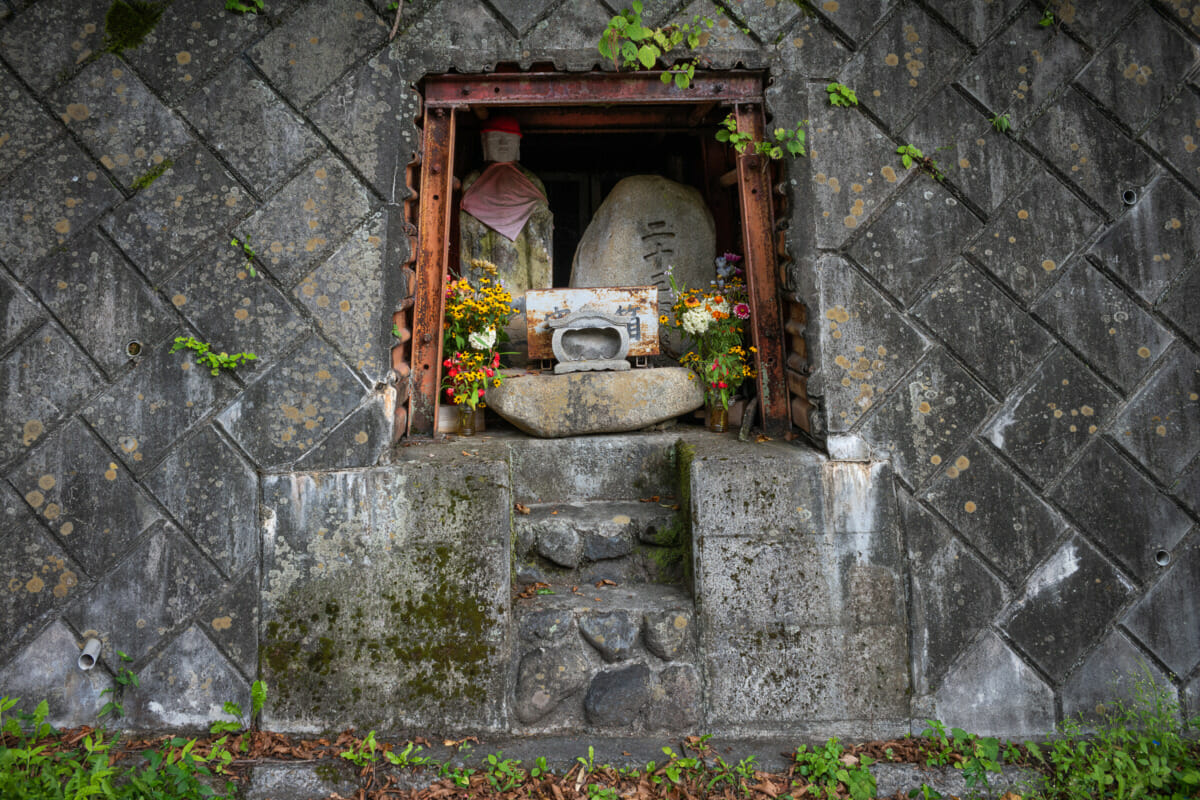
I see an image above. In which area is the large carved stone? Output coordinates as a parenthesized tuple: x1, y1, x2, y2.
(569, 175, 715, 357)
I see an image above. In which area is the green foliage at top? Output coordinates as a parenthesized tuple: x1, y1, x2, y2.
(597, 0, 714, 89)
(171, 336, 257, 376)
(225, 0, 265, 13)
(103, 0, 165, 53)
(826, 82, 858, 107)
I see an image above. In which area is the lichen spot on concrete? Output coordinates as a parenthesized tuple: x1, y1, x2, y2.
(60, 522, 74, 536)
(54, 219, 71, 235)
(930, 454, 942, 465)
(945, 466, 960, 479)
(1017, 209, 1029, 220)
(822, 0, 838, 10)
(964, 501, 977, 513)
(1042, 259, 1057, 272)
(38, 474, 56, 491)
(26, 576, 44, 593)
(25, 490, 44, 508)
(881, 166, 897, 183)
(885, 53, 899, 67)
(1137, 347, 1151, 358)
(315, 167, 328, 180)
(1156, 425, 1168, 436)
(954, 455, 969, 471)
(104, 463, 118, 481)
(64, 103, 90, 122)
(317, 369, 332, 380)
(212, 616, 233, 631)
(234, 308, 249, 320)
(44, 504, 60, 520)
(918, 401, 932, 414)
(826, 306, 851, 324)
(176, 51, 191, 64)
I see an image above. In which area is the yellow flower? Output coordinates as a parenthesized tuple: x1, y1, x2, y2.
(659, 314, 669, 325)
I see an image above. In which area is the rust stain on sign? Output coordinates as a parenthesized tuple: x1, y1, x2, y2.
(526, 287, 659, 359)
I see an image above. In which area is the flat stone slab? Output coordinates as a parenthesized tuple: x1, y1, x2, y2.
(486, 368, 703, 438)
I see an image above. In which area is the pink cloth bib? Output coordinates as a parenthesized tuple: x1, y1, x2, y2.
(460, 162, 546, 242)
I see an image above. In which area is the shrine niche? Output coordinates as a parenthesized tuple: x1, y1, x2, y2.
(406, 71, 790, 438)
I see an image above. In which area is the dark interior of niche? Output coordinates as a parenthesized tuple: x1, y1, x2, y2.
(451, 113, 743, 286)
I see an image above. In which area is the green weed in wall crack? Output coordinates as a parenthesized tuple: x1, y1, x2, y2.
(98, 650, 137, 719)
(171, 336, 257, 376)
(230, 235, 258, 278)
(716, 113, 807, 160)
(597, 0, 715, 89)
(226, 0, 264, 13)
(826, 82, 858, 107)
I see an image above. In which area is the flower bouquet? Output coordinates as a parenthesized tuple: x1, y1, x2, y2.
(662, 253, 756, 429)
(441, 259, 516, 431)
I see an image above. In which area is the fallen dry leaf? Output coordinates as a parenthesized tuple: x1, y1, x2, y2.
(595, 579, 617, 587)
(840, 753, 858, 766)
(755, 434, 771, 443)
(515, 582, 552, 600)
(514, 503, 531, 515)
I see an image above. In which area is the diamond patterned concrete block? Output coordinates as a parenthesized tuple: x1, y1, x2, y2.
(294, 395, 393, 470)
(66, 521, 221, 664)
(488, 0, 558, 36)
(248, 0, 388, 108)
(774, 16, 852, 79)
(1124, 536, 1200, 677)
(0, 0, 109, 93)
(102, 145, 253, 283)
(0, 271, 43, 351)
(1089, 174, 1199, 304)
(858, 348, 994, 490)
(181, 60, 323, 197)
(0, 138, 121, 277)
(722, 0, 802, 45)
(811, 0, 893, 46)
(9, 417, 162, 575)
(813, 255, 928, 430)
(51, 55, 193, 188)
(966, 170, 1101, 305)
(233, 154, 375, 288)
(838, 4, 967, 132)
(900, 491, 1005, 694)
(0, 620, 112, 728)
(29, 230, 176, 378)
(902, 86, 1038, 215)
(122, 0, 271, 105)
(1155, 0, 1200, 37)
(984, 348, 1120, 488)
(1173, 455, 1200, 514)
(1140, 85, 1200, 194)
(143, 426, 258, 579)
(0, 485, 84, 651)
(523, 0, 622, 72)
(1001, 535, 1135, 683)
(1025, 89, 1159, 219)
(1053, 439, 1192, 581)
(390, 0, 520, 74)
(808, 101, 907, 249)
(914, 260, 1053, 394)
(957, 6, 1087, 129)
(848, 180, 981, 308)
(0, 65, 64, 183)
(217, 334, 367, 468)
(1051, 0, 1139, 50)
(923, 0, 1022, 46)
(293, 212, 388, 381)
(164, 241, 308, 367)
(1158, 264, 1200, 346)
(1111, 345, 1200, 485)
(664, 0, 762, 71)
(82, 330, 238, 475)
(922, 441, 1063, 583)
(0, 324, 102, 469)
(1062, 630, 1175, 726)
(933, 631, 1054, 737)
(196, 570, 258, 678)
(1033, 260, 1174, 393)
(125, 625, 250, 731)
(1076, 7, 1199, 134)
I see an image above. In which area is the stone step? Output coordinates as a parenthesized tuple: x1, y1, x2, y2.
(513, 500, 687, 587)
(508, 433, 681, 503)
(511, 582, 699, 734)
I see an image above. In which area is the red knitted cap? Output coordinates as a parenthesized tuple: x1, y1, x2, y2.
(481, 116, 522, 137)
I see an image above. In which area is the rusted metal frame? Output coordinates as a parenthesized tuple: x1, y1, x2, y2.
(409, 107, 457, 435)
(514, 107, 710, 131)
(423, 71, 763, 108)
(733, 103, 788, 437)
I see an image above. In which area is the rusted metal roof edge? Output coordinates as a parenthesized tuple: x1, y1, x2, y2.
(422, 70, 764, 108)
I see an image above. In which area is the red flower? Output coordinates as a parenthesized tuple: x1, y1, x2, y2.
(485, 368, 494, 377)
(478, 388, 485, 397)
(491, 352, 500, 368)
(717, 381, 728, 389)
(443, 359, 452, 368)
(445, 388, 454, 397)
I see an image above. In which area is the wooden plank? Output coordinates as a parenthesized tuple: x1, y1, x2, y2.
(525, 287, 660, 360)
(734, 104, 789, 436)
(408, 107, 457, 435)
(423, 71, 763, 108)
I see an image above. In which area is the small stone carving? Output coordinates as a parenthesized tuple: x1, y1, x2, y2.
(549, 308, 631, 374)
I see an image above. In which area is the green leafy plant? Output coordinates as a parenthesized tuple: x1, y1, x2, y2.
(130, 158, 174, 190)
(340, 729, 381, 768)
(908, 783, 944, 800)
(989, 112, 1011, 132)
(716, 113, 806, 160)
(484, 752, 525, 792)
(585, 783, 620, 800)
(230, 235, 258, 278)
(437, 760, 476, 787)
(897, 143, 944, 181)
(529, 755, 550, 779)
(226, 0, 264, 13)
(791, 738, 876, 800)
(597, 0, 714, 89)
(171, 336, 257, 376)
(384, 740, 432, 768)
(1039, 6, 1056, 27)
(98, 650, 137, 719)
(826, 82, 858, 107)
(209, 679, 266, 753)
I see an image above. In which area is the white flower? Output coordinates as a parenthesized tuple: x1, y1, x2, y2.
(681, 307, 711, 336)
(468, 327, 496, 350)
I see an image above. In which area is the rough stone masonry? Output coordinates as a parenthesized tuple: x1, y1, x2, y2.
(0, 0, 1197, 739)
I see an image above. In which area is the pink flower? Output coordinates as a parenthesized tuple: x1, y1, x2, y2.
(478, 388, 485, 397)
(722, 252, 742, 263)
(492, 352, 500, 368)
(485, 368, 494, 377)
(443, 358, 452, 368)
(734, 303, 751, 319)
(445, 388, 454, 397)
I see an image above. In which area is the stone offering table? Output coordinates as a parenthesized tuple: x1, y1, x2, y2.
(485, 367, 703, 437)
